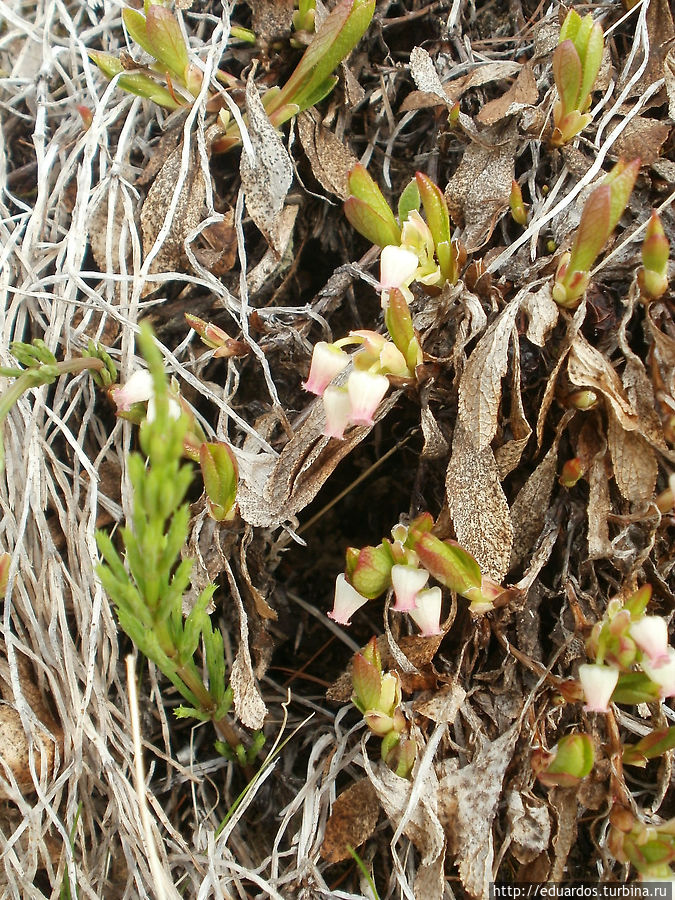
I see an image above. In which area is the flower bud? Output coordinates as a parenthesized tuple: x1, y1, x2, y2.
(639, 211, 670, 301)
(559, 457, 584, 487)
(199, 442, 238, 522)
(509, 180, 528, 226)
(110, 369, 154, 413)
(533, 733, 594, 788)
(347, 542, 394, 600)
(379, 245, 419, 291)
(630, 616, 670, 667)
(641, 647, 675, 698)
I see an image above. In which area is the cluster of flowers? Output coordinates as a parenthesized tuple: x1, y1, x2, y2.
(578, 585, 675, 713)
(328, 513, 504, 635)
(304, 166, 463, 439)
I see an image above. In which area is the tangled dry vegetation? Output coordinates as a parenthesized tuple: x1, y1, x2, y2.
(1, 0, 675, 897)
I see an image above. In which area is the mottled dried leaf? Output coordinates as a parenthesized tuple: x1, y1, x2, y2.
(403, 59, 523, 112)
(549, 788, 579, 882)
(414, 682, 466, 724)
(140, 142, 206, 282)
(506, 791, 551, 864)
(438, 722, 520, 898)
(227, 564, 268, 729)
(444, 123, 519, 251)
(607, 411, 657, 503)
(536, 305, 586, 450)
(567, 335, 638, 431)
(321, 778, 380, 863)
(408, 46, 448, 104)
(521, 283, 559, 347)
(447, 421, 513, 582)
(494, 337, 531, 479)
(458, 294, 522, 450)
(647, 309, 675, 397)
(240, 69, 294, 255)
(578, 423, 611, 559)
(297, 109, 358, 200)
(476, 62, 538, 126)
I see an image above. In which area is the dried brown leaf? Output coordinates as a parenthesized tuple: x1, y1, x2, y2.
(140, 142, 206, 283)
(446, 421, 513, 582)
(505, 791, 551, 864)
(438, 722, 520, 898)
(297, 109, 358, 200)
(607, 410, 658, 503)
(494, 336, 532, 479)
(406, 49, 522, 112)
(647, 309, 675, 397)
(320, 778, 380, 863)
(549, 788, 579, 882)
(610, 116, 671, 166)
(567, 335, 638, 431)
(225, 562, 267, 729)
(476, 62, 538, 126)
(458, 294, 522, 450)
(414, 682, 466, 724)
(521, 283, 559, 348)
(536, 305, 586, 450)
(240, 68, 294, 255)
(444, 123, 519, 251)
(577, 421, 611, 559)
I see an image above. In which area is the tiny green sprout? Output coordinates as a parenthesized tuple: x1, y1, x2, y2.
(291, 0, 316, 47)
(533, 733, 594, 788)
(509, 179, 528, 226)
(88, 49, 184, 111)
(551, 9, 604, 147)
(552, 158, 640, 308)
(638, 210, 670, 301)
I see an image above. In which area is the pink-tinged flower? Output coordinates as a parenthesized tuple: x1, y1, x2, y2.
(579, 663, 619, 712)
(642, 647, 675, 698)
(630, 616, 670, 667)
(110, 369, 154, 412)
(346, 370, 389, 426)
(328, 573, 369, 626)
(379, 245, 419, 291)
(303, 342, 350, 396)
(409, 586, 443, 636)
(322, 385, 352, 439)
(391, 564, 429, 612)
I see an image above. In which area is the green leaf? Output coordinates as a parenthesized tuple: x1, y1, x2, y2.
(414, 533, 482, 597)
(578, 22, 603, 109)
(145, 5, 189, 81)
(347, 164, 400, 244)
(559, 9, 582, 45)
(568, 183, 611, 274)
(611, 671, 661, 705)
(344, 196, 401, 248)
(604, 158, 640, 234)
(397, 178, 420, 224)
(122, 9, 154, 59)
(415, 172, 450, 249)
(553, 40, 582, 114)
(385, 288, 418, 371)
(624, 727, 675, 767)
(351, 652, 382, 712)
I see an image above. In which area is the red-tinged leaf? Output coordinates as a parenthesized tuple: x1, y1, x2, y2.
(553, 40, 582, 114)
(347, 164, 400, 238)
(145, 5, 189, 81)
(569, 183, 611, 274)
(351, 652, 381, 712)
(271, 0, 374, 114)
(344, 196, 401, 247)
(349, 543, 393, 599)
(624, 727, 675, 767)
(578, 22, 603, 107)
(415, 172, 450, 248)
(199, 442, 238, 522)
(604, 158, 640, 234)
(413, 533, 482, 597)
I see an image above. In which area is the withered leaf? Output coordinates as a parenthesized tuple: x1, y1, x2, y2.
(494, 336, 532, 479)
(140, 141, 206, 285)
(567, 335, 638, 431)
(506, 791, 552, 864)
(521, 283, 559, 348)
(607, 410, 658, 504)
(458, 293, 522, 450)
(240, 67, 294, 255)
(438, 722, 520, 899)
(476, 62, 538, 126)
(446, 420, 513, 582)
(610, 116, 670, 166)
(297, 109, 358, 200)
(414, 681, 466, 724)
(403, 57, 522, 112)
(226, 562, 267, 730)
(320, 778, 380, 864)
(578, 423, 612, 559)
(444, 122, 519, 251)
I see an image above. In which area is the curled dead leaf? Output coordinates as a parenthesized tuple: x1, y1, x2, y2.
(320, 778, 380, 864)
